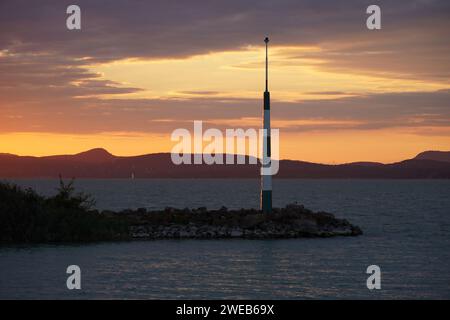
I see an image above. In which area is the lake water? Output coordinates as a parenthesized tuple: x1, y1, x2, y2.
(1, 179, 449, 299)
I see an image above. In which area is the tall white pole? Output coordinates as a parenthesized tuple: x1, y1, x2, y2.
(261, 37, 272, 213)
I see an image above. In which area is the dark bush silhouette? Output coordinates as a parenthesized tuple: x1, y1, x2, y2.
(0, 178, 129, 244)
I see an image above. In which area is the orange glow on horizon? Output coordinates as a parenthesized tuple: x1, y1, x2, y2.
(1, 129, 449, 164)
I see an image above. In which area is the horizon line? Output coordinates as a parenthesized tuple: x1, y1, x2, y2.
(1, 147, 448, 166)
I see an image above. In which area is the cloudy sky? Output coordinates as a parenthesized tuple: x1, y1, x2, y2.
(1, 0, 449, 163)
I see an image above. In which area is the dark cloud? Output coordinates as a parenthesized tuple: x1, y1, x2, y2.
(0, 0, 449, 135)
(1, 89, 449, 134)
(0, 51, 141, 104)
(273, 89, 450, 132)
(1, 0, 449, 60)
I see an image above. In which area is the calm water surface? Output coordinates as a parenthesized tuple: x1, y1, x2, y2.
(1, 179, 449, 299)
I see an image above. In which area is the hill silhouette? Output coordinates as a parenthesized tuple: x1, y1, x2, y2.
(0, 149, 449, 179)
(414, 151, 450, 162)
(42, 148, 115, 163)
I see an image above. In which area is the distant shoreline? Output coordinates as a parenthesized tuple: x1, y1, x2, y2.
(3, 177, 450, 180)
(1, 149, 449, 179)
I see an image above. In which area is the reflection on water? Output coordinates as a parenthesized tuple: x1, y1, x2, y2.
(1, 179, 449, 299)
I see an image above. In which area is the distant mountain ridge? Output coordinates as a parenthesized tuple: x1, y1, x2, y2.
(0, 148, 449, 179)
(414, 151, 450, 162)
(42, 148, 115, 163)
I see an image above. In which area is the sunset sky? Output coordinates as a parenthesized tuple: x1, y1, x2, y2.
(1, 0, 449, 163)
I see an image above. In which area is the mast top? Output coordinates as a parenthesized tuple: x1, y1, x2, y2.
(264, 37, 269, 92)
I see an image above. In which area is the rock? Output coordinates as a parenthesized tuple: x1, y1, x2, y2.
(127, 203, 362, 240)
(230, 228, 243, 237)
(242, 213, 265, 228)
(351, 225, 363, 236)
(286, 203, 305, 211)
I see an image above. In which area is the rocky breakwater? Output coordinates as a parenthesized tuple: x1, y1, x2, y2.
(120, 203, 362, 240)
